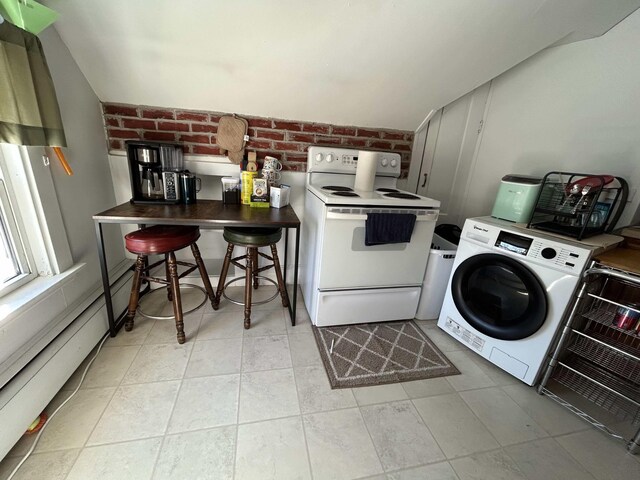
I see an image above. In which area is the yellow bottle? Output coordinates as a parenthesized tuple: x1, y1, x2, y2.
(241, 171, 257, 205)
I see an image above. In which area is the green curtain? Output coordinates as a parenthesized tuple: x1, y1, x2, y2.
(0, 20, 66, 146)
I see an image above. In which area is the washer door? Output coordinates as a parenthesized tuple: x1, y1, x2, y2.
(451, 253, 548, 340)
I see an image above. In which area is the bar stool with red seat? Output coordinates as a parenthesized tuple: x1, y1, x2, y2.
(124, 225, 215, 344)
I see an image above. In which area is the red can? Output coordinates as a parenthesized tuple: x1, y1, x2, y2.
(614, 305, 640, 330)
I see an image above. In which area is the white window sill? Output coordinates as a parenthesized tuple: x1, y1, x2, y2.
(0, 263, 86, 323)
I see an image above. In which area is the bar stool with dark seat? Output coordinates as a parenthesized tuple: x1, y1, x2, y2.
(124, 225, 215, 344)
(212, 227, 289, 329)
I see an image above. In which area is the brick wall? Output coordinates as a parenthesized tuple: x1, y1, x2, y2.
(102, 103, 414, 176)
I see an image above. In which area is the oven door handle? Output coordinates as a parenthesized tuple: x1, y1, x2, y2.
(326, 210, 438, 221)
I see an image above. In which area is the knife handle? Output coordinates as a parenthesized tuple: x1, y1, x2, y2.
(53, 147, 73, 176)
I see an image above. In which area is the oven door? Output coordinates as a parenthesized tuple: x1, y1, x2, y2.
(318, 207, 438, 289)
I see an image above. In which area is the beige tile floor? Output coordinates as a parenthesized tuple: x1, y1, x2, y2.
(1, 286, 639, 480)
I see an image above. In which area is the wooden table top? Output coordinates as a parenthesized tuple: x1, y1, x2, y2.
(596, 247, 640, 275)
(94, 200, 300, 228)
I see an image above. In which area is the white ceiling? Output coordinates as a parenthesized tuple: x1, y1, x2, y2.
(44, 0, 639, 131)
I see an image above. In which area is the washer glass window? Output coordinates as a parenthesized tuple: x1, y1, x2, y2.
(451, 253, 547, 340)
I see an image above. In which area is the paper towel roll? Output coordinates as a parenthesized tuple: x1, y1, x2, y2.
(354, 151, 377, 191)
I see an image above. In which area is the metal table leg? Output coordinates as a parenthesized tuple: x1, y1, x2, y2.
(629, 429, 640, 454)
(291, 226, 299, 326)
(284, 226, 289, 287)
(283, 226, 299, 326)
(95, 220, 116, 337)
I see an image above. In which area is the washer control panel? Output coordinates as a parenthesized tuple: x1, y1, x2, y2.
(541, 247, 557, 259)
(463, 219, 591, 274)
(528, 240, 587, 272)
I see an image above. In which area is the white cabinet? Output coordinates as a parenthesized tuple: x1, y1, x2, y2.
(407, 82, 491, 225)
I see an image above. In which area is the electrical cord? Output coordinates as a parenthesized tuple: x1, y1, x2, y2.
(7, 333, 110, 480)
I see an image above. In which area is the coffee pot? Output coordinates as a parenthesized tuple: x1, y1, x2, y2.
(140, 166, 163, 199)
(135, 145, 164, 200)
(126, 141, 183, 204)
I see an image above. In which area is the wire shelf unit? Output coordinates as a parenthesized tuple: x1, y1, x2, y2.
(582, 306, 640, 338)
(539, 387, 626, 441)
(580, 297, 640, 338)
(538, 262, 640, 454)
(567, 332, 640, 383)
(553, 358, 640, 425)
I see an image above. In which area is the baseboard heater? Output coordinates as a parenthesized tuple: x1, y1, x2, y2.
(0, 269, 132, 460)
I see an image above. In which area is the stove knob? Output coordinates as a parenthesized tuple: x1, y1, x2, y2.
(381, 158, 389, 167)
(326, 154, 334, 163)
(315, 153, 323, 163)
(390, 158, 398, 168)
(541, 247, 557, 259)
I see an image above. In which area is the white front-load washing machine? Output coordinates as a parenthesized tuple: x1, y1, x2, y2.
(437, 217, 599, 386)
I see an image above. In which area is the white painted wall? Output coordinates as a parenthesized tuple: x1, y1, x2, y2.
(453, 9, 640, 228)
(0, 26, 125, 376)
(0, 27, 129, 458)
(39, 26, 125, 296)
(46, 0, 640, 130)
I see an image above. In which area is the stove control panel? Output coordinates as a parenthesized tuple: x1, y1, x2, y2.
(308, 146, 401, 177)
(340, 153, 358, 166)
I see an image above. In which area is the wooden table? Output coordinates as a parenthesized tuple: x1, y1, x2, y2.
(94, 201, 301, 336)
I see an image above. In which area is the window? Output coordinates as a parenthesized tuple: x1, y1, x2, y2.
(0, 147, 36, 296)
(0, 144, 74, 299)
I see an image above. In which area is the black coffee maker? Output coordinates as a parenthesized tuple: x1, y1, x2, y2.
(126, 141, 183, 204)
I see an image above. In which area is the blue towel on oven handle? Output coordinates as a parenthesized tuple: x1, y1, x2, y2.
(365, 213, 417, 246)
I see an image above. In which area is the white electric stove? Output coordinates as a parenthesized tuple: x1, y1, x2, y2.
(301, 146, 440, 326)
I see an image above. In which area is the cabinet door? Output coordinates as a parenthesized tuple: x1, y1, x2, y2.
(405, 109, 441, 195)
(444, 82, 491, 226)
(405, 110, 438, 193)
(411, 82, 491, 225)
(418, 93, 471, 218)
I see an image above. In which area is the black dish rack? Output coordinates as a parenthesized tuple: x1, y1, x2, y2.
(527, 172, 628, 240)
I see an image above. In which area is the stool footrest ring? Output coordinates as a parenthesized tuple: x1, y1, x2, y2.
(137, 283, 208, 320)
(222, 276, 279, 306)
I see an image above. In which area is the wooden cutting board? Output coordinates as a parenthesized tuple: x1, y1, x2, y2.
(217, 115, 248, 164)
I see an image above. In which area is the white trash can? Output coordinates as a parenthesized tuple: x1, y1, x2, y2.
(415, 234, 457, 320)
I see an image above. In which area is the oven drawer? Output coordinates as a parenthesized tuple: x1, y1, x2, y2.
(318, 211, 437, 289)
(314, 287, 421, 326)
